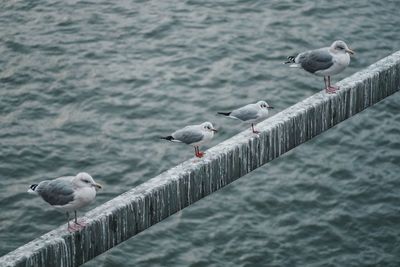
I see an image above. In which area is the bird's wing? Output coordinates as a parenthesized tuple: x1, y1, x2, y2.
(297, 48, 333, 73)
(36, 177, 75, 206)
(231, 105, 259, 121)
(172, 126, 204, 145)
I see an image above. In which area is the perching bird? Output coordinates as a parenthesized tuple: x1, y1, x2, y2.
(161, 121, 217, 158)
(285, 40, 354, 94)
(28, 172, 102, 232)
(218, 100, 273, 134)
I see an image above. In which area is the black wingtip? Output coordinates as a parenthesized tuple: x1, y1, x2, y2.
(160, 136, 174, 141)
(29, 184, 38, 191)
(217, 112, 231, 116)
(284, 56, 296, 64)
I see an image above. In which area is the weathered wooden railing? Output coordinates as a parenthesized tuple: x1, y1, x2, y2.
(1, 51, 399, 267)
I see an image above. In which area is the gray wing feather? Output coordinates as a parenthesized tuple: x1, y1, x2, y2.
(172, 127, 204, 145)
(36, 178, 75, 206)
(231, 106, 259, 121)
(297, 48, 333, 73)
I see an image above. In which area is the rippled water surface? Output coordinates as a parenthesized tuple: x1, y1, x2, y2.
(1, 0, 400, 266)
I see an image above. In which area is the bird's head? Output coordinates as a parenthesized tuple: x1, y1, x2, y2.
(257, 101, 273, 110)
(75, 172, 102, 191)
(331, 40, 354, 55)
(201, 122, 218, 133)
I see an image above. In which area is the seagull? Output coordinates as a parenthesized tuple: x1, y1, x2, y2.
(161, 121, 217, 158)
(218, 100, 273, 134)
(285, 40, 355, 94)
(28, 172, 102, 232)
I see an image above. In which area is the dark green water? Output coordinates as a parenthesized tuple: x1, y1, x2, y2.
(1, 0, 400, 266)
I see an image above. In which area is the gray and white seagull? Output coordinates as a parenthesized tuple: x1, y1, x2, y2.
(285, 40, 355, 93)
(218, 100, 273, 134)
(28, 172, 102, 232)
(161, 121, 217, 158)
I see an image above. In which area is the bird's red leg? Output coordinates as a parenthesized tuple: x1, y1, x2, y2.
(194, 146, 203, 158)
(67, 212, 79, 232)
(329, 76, 340, 90)
(327, 76, 338, 93)
(252, 123, 260, 134)
(196, 146, 204, 158)
(73, 210, 87, 228)
(324, 76, 330, 93)
(325, 76, 334, 93)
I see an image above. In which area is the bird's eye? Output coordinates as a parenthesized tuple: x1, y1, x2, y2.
(337, 46, 344, 50)
(82, 179, 90, 183)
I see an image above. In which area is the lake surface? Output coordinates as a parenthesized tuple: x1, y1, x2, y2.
(1, 0, 400, 266)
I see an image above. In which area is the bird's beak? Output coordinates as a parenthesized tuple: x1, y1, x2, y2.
(93, 183, 102, 190)
(211, 128, 218, 133)
(267, 106, 274, 109)
(346, 48, 355, 55)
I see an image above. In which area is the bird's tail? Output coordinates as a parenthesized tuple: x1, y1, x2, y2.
(27, 184, 38, 194)
(284, 56, 296, 64)
(217, 112, 231, 116)
(160, 136, 174, 141)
